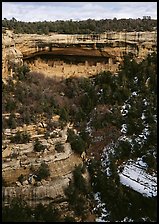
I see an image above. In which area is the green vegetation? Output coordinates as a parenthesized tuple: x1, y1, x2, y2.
(2, 66, 60, 129)
(88, 158, 157, 221)
(64, 164, 91, 220)
(3, 17, 157, 34)
(2, 197, 34, 222)
(55, 142, 65, 153)
(35, 162, 50, 181)
(14, 64, 30, 81)
(33, 138, 46, 152)
(85, 52, 157, 221)
(2, 197, 61, 222)
(67, 129, 86, 154)
(18, 174, 25, 184)
(2, 49, 157, 221)
(7, 112, 17, 129)
(2, 52, 156, 169)
(10, 130, 31, 144)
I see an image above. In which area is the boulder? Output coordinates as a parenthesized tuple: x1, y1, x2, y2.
(16, 181, 22, 187)
(23, 180, 29, 185)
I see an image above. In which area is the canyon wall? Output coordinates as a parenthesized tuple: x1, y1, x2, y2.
(2, 122, 83, 206)
(2, 28, 23, 78)
(14, 31, 157, 63)
(2, 29, 157, 210)
(2, 29, 157, 79)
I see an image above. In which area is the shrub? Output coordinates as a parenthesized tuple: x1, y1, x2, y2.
(55, 142, 65, 153)
(44, 131, 50, 139)
(6, 99, 17, 112)
(36, 162, 50, 181)
(64, 164, 89, 220)
(67, 129, 75, 143)
(15, 64, 30, 81)
(21, 110, 31, 125)
(67, 129, 86, 154)
(10, 131, 31, 144)
(7, 112, 17, 129)
(33, 139, 45, 152)
(34, 203, 61, 222)
(64, 216, 76, 222)
(2, 197, 33, 222)
(59, 107, 69, 122)
(70, 136, 85, 154)
(18, 174, 25, 184)
(142, 153, 156, 170)
(73, 164, 88, 193)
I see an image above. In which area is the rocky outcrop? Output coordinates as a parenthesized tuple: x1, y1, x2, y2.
(2, 174, 71, 206)
(14, 31, 156, 78)
(2, 28, 23, 78)
(2, 29, 157, 79)
(2, 123, 83, 205)
(15, 31, 157, 59)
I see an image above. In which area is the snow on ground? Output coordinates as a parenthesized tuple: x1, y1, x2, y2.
(118, 135, 132, 143)
(101, 142, 118, 176)
(119, 159, 157, 197)
(102, 140, 157, 198)
(86, 119, 93, 137)
(121, 123, 127, 134)
(143, 98, 149, 106)
(134, 76, 138, 84)
(141, 113, 146, 120)
(132, 91, 137, 96)
(94, 191, 135, 222)
(93, 192, 110, 222)
(120, 103, 131, 116)
(153, 114, 157, 123)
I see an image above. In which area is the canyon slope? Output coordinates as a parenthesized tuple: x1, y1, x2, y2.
(2, 28, 157, 221)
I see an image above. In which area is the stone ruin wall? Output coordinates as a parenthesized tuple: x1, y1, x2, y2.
(2, 29, 157, 79)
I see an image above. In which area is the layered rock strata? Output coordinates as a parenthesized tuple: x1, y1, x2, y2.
(15, 31, 157, 60)
(2, 122, 83, 206)
(2, 28, 23, 78)
(2, 29, 157, 79)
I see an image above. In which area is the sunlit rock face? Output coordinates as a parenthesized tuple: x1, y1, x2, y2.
(2, 29, 157, 79)
(2, 123, 83, 206)
(14, 31, 156, 59)
(2, 28, 23, 78)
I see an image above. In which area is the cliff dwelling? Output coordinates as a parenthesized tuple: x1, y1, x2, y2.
(3, 29, 157, 80)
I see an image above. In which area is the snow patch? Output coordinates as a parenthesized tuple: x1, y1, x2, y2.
(134, 76, 138, 84)
(86, 119, 93, 137)
(119, 159, 157, 197)
(132, 91, 137, 96)
(120, 103, 131, 116)
(121, 124, 127, 134)
(141, 113, 146, 120)
(94, 192, 109, 222)
(143, 99, 148, 106)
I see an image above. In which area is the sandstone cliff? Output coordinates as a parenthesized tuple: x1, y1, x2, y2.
(2, 122, 83, 206)
(2, 28, 23, 78)
(14, 31, 157, 58)
(2, 29, 157, 79)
